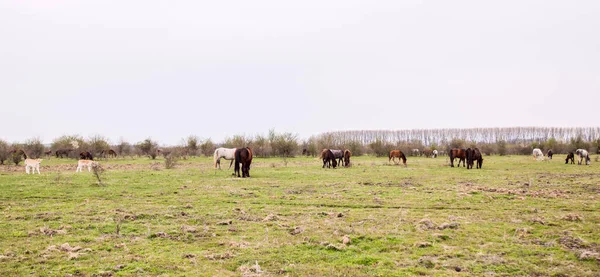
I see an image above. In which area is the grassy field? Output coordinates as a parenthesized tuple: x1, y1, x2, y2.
(0, 155, 599, 276)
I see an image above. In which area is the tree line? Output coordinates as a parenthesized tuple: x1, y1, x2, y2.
(1, 127, 599, 165)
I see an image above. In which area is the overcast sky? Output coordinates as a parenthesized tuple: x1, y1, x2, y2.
(1, 0, 599, 145)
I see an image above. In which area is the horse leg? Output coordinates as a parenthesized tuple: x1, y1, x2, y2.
(229, 159, 234, 169)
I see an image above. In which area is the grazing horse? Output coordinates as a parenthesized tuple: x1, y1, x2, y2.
(389, 150, 407, 166)
(213, 147, 236, 169)
(343, 149, 352, 167)
(466, 148, 483, 169)
(329, 149, 344, 167)
(565, 152, 575, 164)
(79, 151, 94, 160)
(320, 149, 337, 168)
(411, 149, 420, 156)
(422, 148, 433, 158)
(44, 150, 52, 157)
(55, 149, 73, 158)
(233, 147, 253, 177)
(449, 148, 467, 167)
(101, 149, 117, 158)
(532, 148, 544, 161)
(575, 149, 591, 165)
(76, 160, 98, 172)
(432, 150, 438, 158)
(547, 150, 553, 160)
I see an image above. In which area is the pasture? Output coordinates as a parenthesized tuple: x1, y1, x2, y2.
(0, 155, 599, 276)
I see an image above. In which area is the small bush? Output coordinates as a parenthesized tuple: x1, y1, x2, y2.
(24, 137, 45, 159)
(0, 140, 9, 165)
(92, 163, 105, 186)
(199, 139, 216, 157)
(165, 153, 180, 169)
(136, 138, 159, 159)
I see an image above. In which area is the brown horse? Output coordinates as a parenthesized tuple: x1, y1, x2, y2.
(80, 151, 94, 160)
(234, 147, 253, 178)
(565, 152, 575, 164)
(423, 148, 433, 158)
(466, 148, 483, 169)
(449, 148, 467, 167)
(389, 150, 407, 166)
(55, 149, 73, 158)
(343, 149, 352, 167)
(320, 149, 337, 168)
(44, 150, 53, 157)
(101, 149, 117, 158)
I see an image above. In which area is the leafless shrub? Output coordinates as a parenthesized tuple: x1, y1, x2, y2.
(164, 152, 180, 169)
(92, 163, 105, 186)
(23, 137, 45, 159)
(115, 138, 132, 157)
(185, 136, 199, 156)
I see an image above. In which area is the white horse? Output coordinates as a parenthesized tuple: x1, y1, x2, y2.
(532, 148, 544, 161)
(25, 158, 43, 174)
(432, 150, 438, 158)
(213, 148, 237, 169)
(575, 149, 591, 165)
(76, 160, 98, 172)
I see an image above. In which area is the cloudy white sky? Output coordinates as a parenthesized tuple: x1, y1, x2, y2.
(1, 0, 599, 145)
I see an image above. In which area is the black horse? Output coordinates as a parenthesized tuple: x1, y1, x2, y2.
(466, 148, 483, 169)
(320, 149, 337, 168)
(547, 150, 553, 160)
(80, 151, 94, 160)
(55, 149, 73, 158)
(565, 152, 575, 164)
(234, 147, 253, 178)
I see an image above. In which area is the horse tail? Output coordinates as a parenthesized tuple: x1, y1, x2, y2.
(213, 149, 219, 168)
(234, 148, 241, 172)
(401, 152, 407, 165)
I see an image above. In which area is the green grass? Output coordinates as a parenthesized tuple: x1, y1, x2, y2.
(1, 155, 599, 276)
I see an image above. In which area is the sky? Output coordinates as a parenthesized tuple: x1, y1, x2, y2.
(1, 0, 599, 145)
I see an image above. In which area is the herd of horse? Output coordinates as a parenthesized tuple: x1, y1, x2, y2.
(10, 145, 595, 176)
(532, 148, 591, 165)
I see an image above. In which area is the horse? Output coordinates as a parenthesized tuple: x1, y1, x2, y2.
(320, 149, 337, 168)
(101, 149, 117, 158)
(76, 160, 98, 172)
(547, 150, 553, 160)
(55, 149, 73, 158)
(233, 147, 253, 177)
(532, 148, 544, 161)
(389, 150, 407, 166)
(343, 149, 352, 167)
(423, 148, 433, 158)
(466, 148, 483, 169)
(432, 150, 438, 158)
(565, 152, 575, 164)
(575, 149, 591, 165)
(449, 148, 466, 167)
(411, 149, 420, 156)
(329, 149, 344, 167)
(213, 148, 236, 169)
(16, 150, 42, 174)
(44, 150, 53, 157)
(79, 151, 94, 160)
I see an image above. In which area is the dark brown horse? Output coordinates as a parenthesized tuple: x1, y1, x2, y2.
(565, 152, 575, 164)
(234, 147, 253, 178)
(423, 148, 433, 158)
(389, 150, 407, 166)
(547, 150, 553, 160)
(55, 149, 73, 158)
(320, 149, 337, 168)
(466, 148, 483, 169)
(449, 148, 467, 167)
(343, 149, 352, 167)
(101, 149, 117, 158)
(44, 150, 53, 157)
(80, 151, 94, 160)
